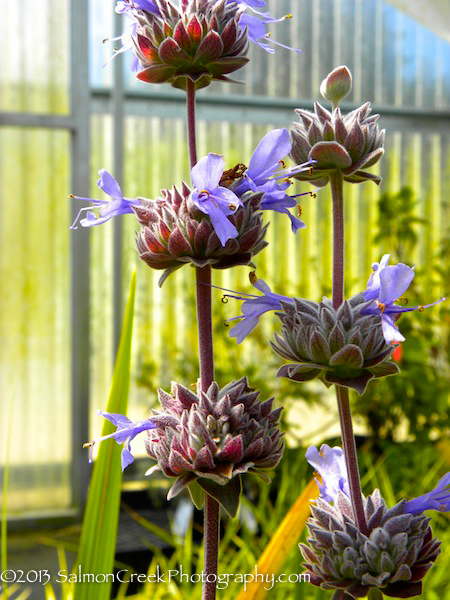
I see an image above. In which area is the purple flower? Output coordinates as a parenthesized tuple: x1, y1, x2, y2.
(115, 0, 159, 15)
(362, 254, 446, 344)
(223, 275, 293, 343)
(230, 1, 300, 54)
(234, 128, 313, 233)
(70, 169, 141, 229)
(404, 473, 450, 514)
(113, 0, 296, 75)
(112, 2, 160, 71)
(190, 153, 243, 246)
(84, 410, 158, 471)
(306, 445, 350, 504)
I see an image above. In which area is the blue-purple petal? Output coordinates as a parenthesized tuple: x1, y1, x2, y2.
(121, 447, 136, 471)
(404, 473, 450, 514)
(306, 445, 350, 503)
(229, 316, 259, 344)
(378, 263, 415, 305)
(99, 410, 133, 428)
(97, 169, 123, 199)
(247, 128, 291, 181)
(364, 254, 390, 301)
(227, 279, 294, 343)
(191, 154, 225, 191)
(381, 314, 405, 345)
(205, 201, 239, 246)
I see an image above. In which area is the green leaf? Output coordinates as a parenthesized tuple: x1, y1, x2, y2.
(197, 476, 242, 518)
(73, 273, 136, 600)
(187, 480, 205, 510)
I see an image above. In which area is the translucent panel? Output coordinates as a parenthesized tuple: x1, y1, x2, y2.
(89, 0, 114, 88)
(0, 128, 71, 512)
(88, 114, 114, 441)
(0, 0, 69, 114)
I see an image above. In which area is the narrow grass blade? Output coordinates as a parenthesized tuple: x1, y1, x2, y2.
(73, 273, 137, 600)
(236, 478, 318, 600)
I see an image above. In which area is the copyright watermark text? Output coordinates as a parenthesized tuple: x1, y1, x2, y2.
(1, 565, 310, 590)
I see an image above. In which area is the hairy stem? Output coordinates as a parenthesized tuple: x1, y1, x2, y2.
(330, 171, 345, 309)
(336, 386, 368, 535)
(203, 494, 220, 600)
(187, 80, 198, 169)
(196, 265, 215, 393)
(330, 170, 368, 535)
(186, 78, 220, 599)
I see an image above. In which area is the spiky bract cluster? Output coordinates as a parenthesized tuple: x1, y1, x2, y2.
(301, 490, 441, 599)
(272, 294, 399, 395)
(132, 0, 249, 89)
(145, 377, 284, 515)
(290, 101, 385, 187)
(134, 183, 267, 285)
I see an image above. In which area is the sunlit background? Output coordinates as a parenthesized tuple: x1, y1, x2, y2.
(1, 0, 449, 531)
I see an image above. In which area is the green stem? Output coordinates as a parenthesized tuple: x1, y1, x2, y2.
(330, 170, 368, 536)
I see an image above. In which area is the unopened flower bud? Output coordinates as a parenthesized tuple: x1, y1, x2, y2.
(291, 67, 385, 187)
(320, 65, 352, 107)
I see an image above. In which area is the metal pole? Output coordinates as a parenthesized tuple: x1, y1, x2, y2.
(112, 2, 125, 358)
(70, 0, 91, 513)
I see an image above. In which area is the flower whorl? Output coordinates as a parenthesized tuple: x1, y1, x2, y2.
(145, 377, 284, 515)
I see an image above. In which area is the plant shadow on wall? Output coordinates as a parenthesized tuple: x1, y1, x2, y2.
(352, 187, 450, 447)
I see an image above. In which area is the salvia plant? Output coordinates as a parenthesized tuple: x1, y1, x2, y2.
(72, 2, 448, 599)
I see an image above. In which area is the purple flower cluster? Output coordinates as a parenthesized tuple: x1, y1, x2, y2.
(224, 255, 445, 346)
(190, 153, 243, 246)
(71, 128, 313, 248)
(113, 0, 298, 72)
(306, 444, 450, 516)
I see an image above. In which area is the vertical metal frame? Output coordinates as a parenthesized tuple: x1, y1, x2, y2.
(70, 0, 91, 512)
(112, 3, 125, 357)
